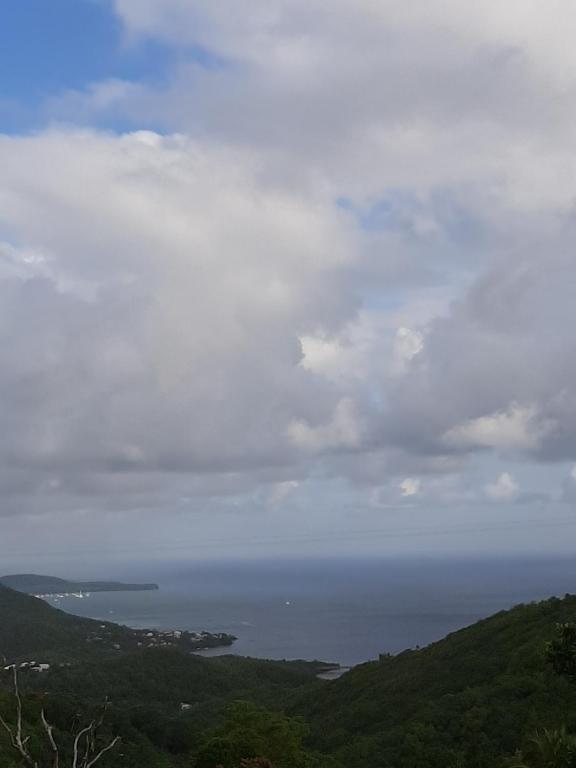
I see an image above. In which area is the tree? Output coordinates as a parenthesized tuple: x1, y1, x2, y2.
(506, 624, 576, 768)
(194, 701, 327, 768)
(507, 728, 576, 768)
(0, 665, 119, 768)
(547, 624, 576, 682)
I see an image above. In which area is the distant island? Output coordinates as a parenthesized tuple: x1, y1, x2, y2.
(0, 573, 159, 595)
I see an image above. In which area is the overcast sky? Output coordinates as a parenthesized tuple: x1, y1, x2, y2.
(1, 0, 576, 573)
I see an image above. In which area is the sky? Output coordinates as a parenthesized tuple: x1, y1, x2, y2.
(1, 0, 576, 573)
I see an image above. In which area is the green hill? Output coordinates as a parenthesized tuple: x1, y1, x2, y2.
(0, 582, 109, 660)
(0, 584, 333, 768)
(0, 584, 236, 661)
(3, 582, 576, 767)
(0, 583, 328, 704)
(294, 594, 576, 767)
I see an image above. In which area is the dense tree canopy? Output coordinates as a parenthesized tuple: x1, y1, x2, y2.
(4, 587, 576, 766)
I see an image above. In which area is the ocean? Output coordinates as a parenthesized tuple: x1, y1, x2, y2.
(46, 556, 576, 666)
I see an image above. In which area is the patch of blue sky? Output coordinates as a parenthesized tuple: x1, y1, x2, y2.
(337, 189, 487, 247)
(0, 0, 226, 133)
(338, 189, 435, 232)
(337, 189, 490, 293)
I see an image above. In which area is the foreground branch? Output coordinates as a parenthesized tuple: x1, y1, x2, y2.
(0, 664, 119, 768)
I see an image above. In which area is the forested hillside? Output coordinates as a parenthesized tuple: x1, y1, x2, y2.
(2, 585, 576, 767)
(0, 584, 334, 767)
(0, 584, 235, 661)
(0, 583, 110, 659)
(295, 594, 576, 767)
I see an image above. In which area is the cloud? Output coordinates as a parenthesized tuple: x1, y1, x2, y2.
(4, 0, 576, 533)
(112, 0, 576, 91)
(377, 248, 576, 468)
(484, 472, 519, 502)
(0, 128, 370, 512)
(115, 0, 573, 75)
(399, 477, 420, 497)
(287, 398, 363, 453)
(92, 0, 576, 211)
(393, 328, 424, 373)
(444, 403, 552, 452)
(267, 480, 299, 510)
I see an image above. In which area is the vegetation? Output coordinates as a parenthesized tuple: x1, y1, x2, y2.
(507, 728, 576, 768)
(0, 585, 333, 767)
(30, 649, 332, 719)
(0, 664, 119, 768)
(295, 595, 576, 767)
(0, 584, 234, 661)
(5, 585, 576, 766)
(193, 702, 335, 768)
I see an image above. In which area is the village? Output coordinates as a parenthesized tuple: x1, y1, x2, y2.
(83, 622, 236, 655)
(3, 624, 236, 676)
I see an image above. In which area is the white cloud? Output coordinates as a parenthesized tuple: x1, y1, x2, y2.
(399, 477, 420, 497)
(392, 327, 424, 373)
(299, 334, 346, 377)
(3, 0, 576, 533)
(113, 0, 576, 86)
(0, 129, 363, 490)
(485, 472, 519, 502)
(99, 0, 576, 210)
(287, 398, 363, 453)
(444, 404, 551, 452)
(382, 251, 576, 465)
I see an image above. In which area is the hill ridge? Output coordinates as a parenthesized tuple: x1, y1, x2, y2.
(0, 573, 159, 594)
(295, 593, 576, 767)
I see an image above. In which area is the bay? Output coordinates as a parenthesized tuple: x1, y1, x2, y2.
(45, 556, 576, 666)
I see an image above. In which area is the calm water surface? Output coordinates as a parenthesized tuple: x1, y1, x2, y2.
(47, 557, 576, 666)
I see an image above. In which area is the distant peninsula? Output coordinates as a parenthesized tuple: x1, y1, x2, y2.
(0, 574, 159, 595)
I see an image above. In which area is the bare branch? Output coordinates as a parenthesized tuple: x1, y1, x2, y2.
(12, 665, 24, 751)
(72, 724, 93, 768)
(84, 736, 120, 768)
(40, 709, 59, 768)
(0, 725, 37, 766)
(73, 715, 120, 768)
(0, 660, 118, 768)
(81, 726, 91, 768)
(0, 666, 38, 768)
(0, 714, 14, 741)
